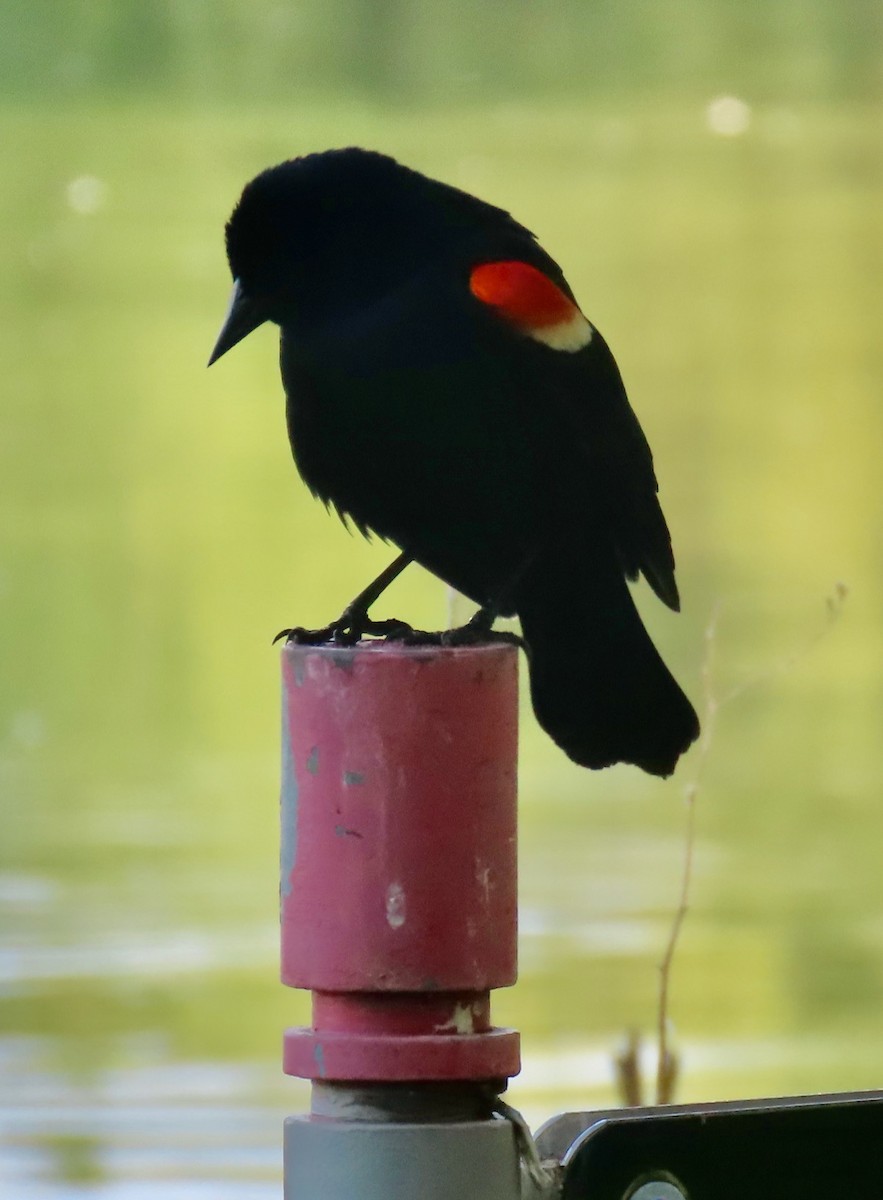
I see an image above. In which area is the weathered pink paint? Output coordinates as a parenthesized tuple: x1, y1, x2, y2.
(280, 639, 520, 1082)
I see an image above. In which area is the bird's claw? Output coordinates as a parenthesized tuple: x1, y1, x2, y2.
(442, 625, 523, 649)
(273, 611, 523, 651)
(384, 625, 444, 646)
(273, 615, 414, 646)
(273, 624, 353, 646)
(441, 607, 523, 648)
(385, 616, 523, 650)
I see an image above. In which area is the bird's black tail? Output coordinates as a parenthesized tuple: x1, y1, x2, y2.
(514, 543, 699, 777)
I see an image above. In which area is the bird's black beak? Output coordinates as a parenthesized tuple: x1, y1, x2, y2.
(207, 279, 267, 365)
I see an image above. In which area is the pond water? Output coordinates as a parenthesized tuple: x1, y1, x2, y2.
(2, 90, 882, 1196)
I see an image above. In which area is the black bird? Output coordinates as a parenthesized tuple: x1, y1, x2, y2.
(209, 148, 699, 776)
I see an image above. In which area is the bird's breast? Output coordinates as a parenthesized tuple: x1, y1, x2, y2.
(279, 311, 549, 602)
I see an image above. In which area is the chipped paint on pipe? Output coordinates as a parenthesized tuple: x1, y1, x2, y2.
(385, 882, 407, 929)
(279, 675, 299, 894)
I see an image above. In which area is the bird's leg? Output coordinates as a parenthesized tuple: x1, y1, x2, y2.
(274, 551, 415, 645)
(435, 550, 537, 648)
(440, 604, 523, 648)
(387, 556, 533, 650)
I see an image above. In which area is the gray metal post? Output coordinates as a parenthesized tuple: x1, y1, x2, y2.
(284, 1084, 521, 1200)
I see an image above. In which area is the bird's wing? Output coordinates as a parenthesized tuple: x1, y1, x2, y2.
(468, 241, 681, 611)
(554, 327, 681, 612)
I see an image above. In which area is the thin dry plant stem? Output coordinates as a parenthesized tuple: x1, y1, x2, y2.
(655, 605, 720, 1103)
(654, 584, 847, 1105)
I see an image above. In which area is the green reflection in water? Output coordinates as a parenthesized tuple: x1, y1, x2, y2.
(1, 96, 882, 1139)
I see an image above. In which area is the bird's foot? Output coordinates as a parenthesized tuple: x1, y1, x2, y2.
(273, 611, 413, 646)
(383, 625, 444, 647)
(442, 624, 523, 649)
(385, 609, 523, 650)
(273, 606, 522, 651)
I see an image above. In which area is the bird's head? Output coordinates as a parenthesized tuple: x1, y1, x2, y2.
(208, 147, 520, 366)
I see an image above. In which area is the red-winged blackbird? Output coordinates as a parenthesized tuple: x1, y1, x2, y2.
(209, 147, 699, 776)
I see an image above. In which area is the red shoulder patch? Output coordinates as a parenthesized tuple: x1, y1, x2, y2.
(469, 261, 592, 352)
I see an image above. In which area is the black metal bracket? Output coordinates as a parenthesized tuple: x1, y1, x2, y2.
(535, 1088, 883, 1199)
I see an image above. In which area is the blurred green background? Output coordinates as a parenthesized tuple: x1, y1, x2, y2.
(2, 1, 882, 1195)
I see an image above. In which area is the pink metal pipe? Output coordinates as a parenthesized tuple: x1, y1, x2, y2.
(280, 639, 520, 1083)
